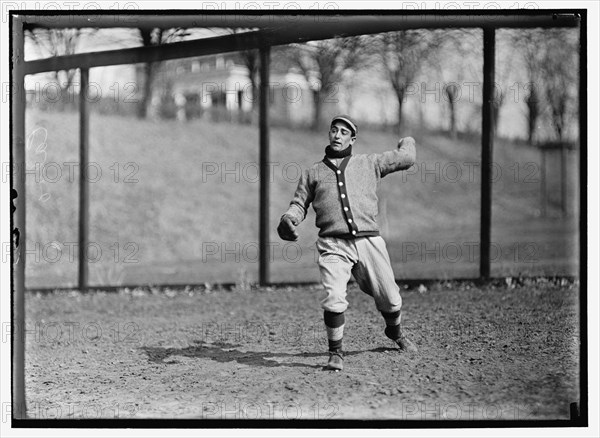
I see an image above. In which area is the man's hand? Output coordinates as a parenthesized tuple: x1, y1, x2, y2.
(397, 136, 416, 150)
(277, 215, 299, 241)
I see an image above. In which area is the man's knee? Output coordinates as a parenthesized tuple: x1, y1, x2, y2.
(321, 299, 348, 313)
(375, 291, 402, 313)
(377, 302, 402, 314)
(320, 292, 348, 313)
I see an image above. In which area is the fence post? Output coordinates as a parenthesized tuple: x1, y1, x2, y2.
(577, 12, 587, 422)
(480, 26, 495, 279)
(11, 15, 27, 420)
(259, 45, 271, 286)
(79, 68, 90, 291)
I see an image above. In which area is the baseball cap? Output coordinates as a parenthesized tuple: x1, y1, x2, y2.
(331, 115, 358, 137)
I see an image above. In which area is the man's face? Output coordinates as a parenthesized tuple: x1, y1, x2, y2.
(328, 122, 356, 151)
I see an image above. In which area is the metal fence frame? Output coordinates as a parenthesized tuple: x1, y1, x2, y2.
(10, 10, 584, 420)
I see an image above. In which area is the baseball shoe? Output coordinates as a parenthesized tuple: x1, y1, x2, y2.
(325, 351, 344, 371)
(385, 327, 418, 353)
(395, 334, 418, 353)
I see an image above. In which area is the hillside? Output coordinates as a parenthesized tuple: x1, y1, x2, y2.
(23, 109, 579, 288)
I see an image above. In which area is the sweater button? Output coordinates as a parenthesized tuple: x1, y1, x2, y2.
(344, 207, 348, 211)
(336, 170, 341, 174)
(341, 194, 346, 199)
(348, 219, 353, 223)
(338, 182, 344, 186)
(351, 230, 356, 235)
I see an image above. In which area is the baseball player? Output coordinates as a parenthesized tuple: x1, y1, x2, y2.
(277, 115, 418, 371)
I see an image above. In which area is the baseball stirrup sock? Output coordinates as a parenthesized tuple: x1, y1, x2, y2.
(324, 311, 345, 352)
(381, 310, 402, 340)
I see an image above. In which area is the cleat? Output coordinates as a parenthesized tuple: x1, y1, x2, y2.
(385, 326, 418, 353)
(326, 351, 344, 371)
(395, 334, 418, 353)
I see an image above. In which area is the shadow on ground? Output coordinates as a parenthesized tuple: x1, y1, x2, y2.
(141, 342, 400, 370)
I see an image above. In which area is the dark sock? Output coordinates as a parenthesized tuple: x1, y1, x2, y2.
(324, 311, 345, 352)
(324, 310, 345, 328)
(384, 324, 401, 340)
(328, 338, 343, 352)
(382, 310, 402, 340)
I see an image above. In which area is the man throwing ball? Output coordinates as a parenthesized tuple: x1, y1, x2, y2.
(277, 115, 418, 372)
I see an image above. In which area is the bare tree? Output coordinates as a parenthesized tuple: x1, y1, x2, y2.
(240, 48, 259, 110)
(508, 29, 546, 145)
(206, 27, 260, 123)
(492, 30, 518, 137)
(223, 28, 259, 113)
(377, 30, 442, 136)
(540, 28, 578, 142)
(25, 28, 97, 109)
(428, 29, 480, 139)
(287, 36, 368, 131)
(136, 27, 191, 119)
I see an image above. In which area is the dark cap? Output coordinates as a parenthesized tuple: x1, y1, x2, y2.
(331, 115, 358, 137)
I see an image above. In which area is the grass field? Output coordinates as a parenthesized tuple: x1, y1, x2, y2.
(23, 108, 579, 289)
(24, 279, 580, 421)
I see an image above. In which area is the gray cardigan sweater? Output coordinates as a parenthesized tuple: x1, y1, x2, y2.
(283, 138, 416, 238)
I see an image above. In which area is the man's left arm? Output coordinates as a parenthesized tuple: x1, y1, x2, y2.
(373, 136, 417, 178)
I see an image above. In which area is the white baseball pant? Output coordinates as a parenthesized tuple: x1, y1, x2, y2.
(316, 235, 402, 314)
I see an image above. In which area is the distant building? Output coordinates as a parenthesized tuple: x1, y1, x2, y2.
(151, 53, 318, 126)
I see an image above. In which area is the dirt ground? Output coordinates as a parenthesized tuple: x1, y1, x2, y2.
(23, 279, 580, 422)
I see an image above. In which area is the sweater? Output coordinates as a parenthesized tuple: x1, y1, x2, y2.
(283, 137, 416, 238)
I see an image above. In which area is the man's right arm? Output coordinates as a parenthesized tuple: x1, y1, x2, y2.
(278, 168, 315, 240)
